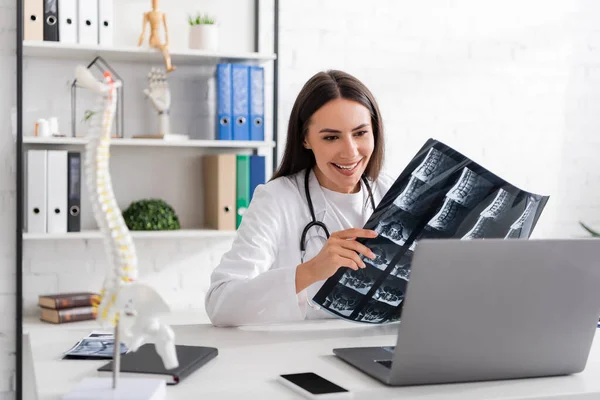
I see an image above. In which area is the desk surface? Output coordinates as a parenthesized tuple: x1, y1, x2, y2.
(24, 315, 600, 400)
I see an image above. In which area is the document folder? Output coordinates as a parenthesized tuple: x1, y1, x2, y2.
(27, 150, 47, 233)
(77, 0, 98, 45)
(43, 0, 59, 41)
(67, 152, 81, 232)
(24, 0, 44, 41)
(98, 344, 218, 385)
(232, 65, 250, 141)
(236, 155, 251, 228)
(98, 0, 114, 46)
(249, 66, 265, 141)
(249, 155, 265, 201)
(216, 63, 233, 140)
(203, 154, 236, 231)
(58, 0, 78, 44)
(47, 150, 68, 234)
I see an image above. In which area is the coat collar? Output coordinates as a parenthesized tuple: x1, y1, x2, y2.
(294, 168, 328, 222)
(293, 168, 375, 224)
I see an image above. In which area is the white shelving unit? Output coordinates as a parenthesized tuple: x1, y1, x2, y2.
(23, 136, 275, 149)
(23, 229, 237, 240)
(23, 40, 277, 65)
(21, 40, 276, 240)
(16, 4, 278, 395)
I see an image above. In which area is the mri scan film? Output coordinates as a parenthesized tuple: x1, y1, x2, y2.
(311, 139, 549, 323)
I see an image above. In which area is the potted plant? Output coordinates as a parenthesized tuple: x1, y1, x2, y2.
(123, 199, 181, 231)
(580, 221, 600, 237)
(188, 13, 219, 51)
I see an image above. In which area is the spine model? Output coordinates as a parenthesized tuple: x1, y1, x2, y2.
(74, 65, 179, 372)
(76, 66, 137, 327)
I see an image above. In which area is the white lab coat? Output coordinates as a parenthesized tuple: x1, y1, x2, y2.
(205, 168, 395, 327)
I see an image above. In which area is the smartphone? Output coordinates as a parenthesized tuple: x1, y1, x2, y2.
(277, 372, 352, 399)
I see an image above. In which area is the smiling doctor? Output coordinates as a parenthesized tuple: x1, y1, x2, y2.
(205, 70, 394, 327)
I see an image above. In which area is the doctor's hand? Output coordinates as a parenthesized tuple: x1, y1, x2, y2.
(295, 228, 378, 293)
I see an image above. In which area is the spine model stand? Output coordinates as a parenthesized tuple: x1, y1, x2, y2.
(75, 65, 179, 388)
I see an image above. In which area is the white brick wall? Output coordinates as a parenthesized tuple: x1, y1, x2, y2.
(22, 237, 235, 316)
(3, 0, 600, 397)
(278, 0, 600, 240)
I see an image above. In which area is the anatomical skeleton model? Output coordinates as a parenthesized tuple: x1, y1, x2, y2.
(138, 0, 176, 73)
(75, 65, 179, 389)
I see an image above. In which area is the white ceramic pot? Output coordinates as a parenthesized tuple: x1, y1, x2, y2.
(189, 24, 219, 51)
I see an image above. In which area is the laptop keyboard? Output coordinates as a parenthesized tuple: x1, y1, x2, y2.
(376, 360, 393, 369)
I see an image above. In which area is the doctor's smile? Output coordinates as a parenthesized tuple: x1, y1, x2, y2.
(328, 157, 365, 180)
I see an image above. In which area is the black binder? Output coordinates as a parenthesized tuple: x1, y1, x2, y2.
(98, 344, 218, 385)
(67, 152, 81, 232)
(43, 0, 59, 41)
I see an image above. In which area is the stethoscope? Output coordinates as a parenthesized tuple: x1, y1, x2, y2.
(300, 167, 376, 263)
(300, 168, 376, 311)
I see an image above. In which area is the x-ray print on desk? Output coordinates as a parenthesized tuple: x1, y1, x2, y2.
(312, 138, 550, 324)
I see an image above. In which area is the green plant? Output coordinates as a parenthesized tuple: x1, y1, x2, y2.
(81, 109, 96, 124)
(122, 199, 181, 231)
(580, 221, 600, 237)
(188, 13, 216, 26)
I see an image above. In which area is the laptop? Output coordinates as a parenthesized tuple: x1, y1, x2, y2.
(333, 238, 600, 386)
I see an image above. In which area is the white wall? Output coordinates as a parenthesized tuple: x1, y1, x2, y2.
(2, 0, 600, 397)
(277, 0, 600, 240)
(115, 0, 255, 53)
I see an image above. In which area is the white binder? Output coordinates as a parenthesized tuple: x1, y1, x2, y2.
(24, 0, 44, 41)
(58, 0, 78, 44)
(98, 0, 113, 46)
(77, 0, 98, 45)
(46, 150, 68, 234)
(26, 150, 47, 234)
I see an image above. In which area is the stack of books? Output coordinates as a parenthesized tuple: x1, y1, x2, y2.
(38, 292, 99, 324)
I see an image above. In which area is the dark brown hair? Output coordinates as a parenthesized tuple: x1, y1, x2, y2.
(271, 70, 385, 181)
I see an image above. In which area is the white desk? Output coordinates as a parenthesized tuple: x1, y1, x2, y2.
(24, 316, 600, 400)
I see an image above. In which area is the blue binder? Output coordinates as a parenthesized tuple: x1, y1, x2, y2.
(232, 64, 250, 141)
(216, 63, 233, 140)
(249, 66, 265, 141)
(249, 155, 266, 201)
